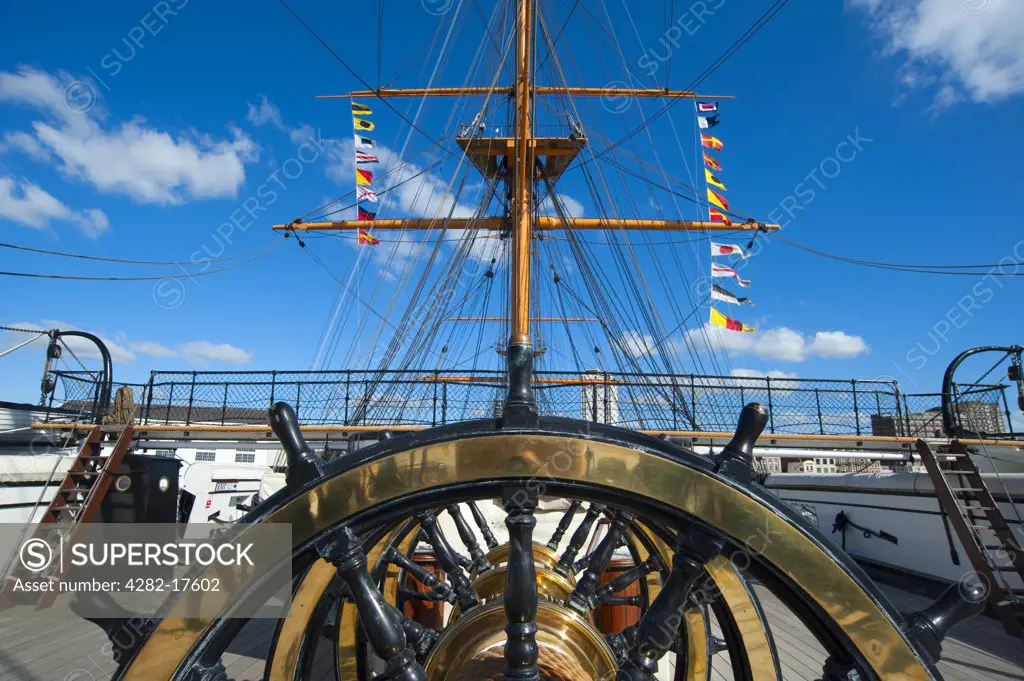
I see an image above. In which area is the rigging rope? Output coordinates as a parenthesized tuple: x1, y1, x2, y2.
(0, 244, 280, 281)
(0, 239, 279, 266)
(776, 236, 1024, 276)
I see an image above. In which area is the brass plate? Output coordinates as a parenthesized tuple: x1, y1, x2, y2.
(684, 606, 710, 681)
(482, 541, 563, 573)
(422, 600, 616, 681)
(449, 566, 576, 622)
(707, 555, 779, 681)
(122, 434, 934, 681)
(266, 559, 336, 681)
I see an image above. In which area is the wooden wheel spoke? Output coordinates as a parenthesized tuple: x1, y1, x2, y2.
(593, 554, 662, 607)
(554, 502, 604, 576)
(468, 500, 500, 550)
(417, 510, 479, 611)
(446, 503, 491, 573)
(617, 526, 723, 681)
(567, 511, 633, 613)
(503, 487, 541, 681)
(318, 527, 426, 681)
(384, 546, 456, 604)
(546, 499, 582, 551)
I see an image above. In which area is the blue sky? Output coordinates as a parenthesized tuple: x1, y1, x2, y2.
(0, 0, 1022, 410)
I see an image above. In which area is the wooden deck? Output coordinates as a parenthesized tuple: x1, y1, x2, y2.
(0, 582, 1020, 681)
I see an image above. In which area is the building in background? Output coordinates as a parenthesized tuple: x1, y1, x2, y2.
(835, 457, 883, 473)
(580, 371, 619, 425)
(871, 401, 1006, 437)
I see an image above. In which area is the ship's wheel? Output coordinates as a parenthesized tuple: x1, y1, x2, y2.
(108, 403, 979, 681)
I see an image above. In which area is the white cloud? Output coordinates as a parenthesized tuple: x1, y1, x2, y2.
(0, 66, 259, 204)
(0, 177, 109, 237)
(245, 96, 318, 148)
(684, 324, 869, 362)
(246, 95, 285, 129)
(620, 330, 657, 358)
(539, 192, 585, 218)
(727, 368, 801, 394)
(128, 340, 177, 358)
(288, 123, 316, 147)
(1, 322, 253, 368)
(0, 67, 73, 117)
(807, 331, 869, 358)
(850, 0, 1024, 103)
(7, 319, 137, 364)
(730, 368, 799, 380)
(3, 131, 48, 161)
(178, 341, 253, 366)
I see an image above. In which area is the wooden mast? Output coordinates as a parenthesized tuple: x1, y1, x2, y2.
(512, 0, 535, 347)
(503, 0, 538, 421)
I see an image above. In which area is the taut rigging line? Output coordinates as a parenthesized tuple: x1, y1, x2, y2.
(0, 244, 281, 281)
(0, 238, 278, 266)
(776, 236, 1024, 276)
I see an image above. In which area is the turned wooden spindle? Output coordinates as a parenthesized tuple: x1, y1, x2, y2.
(447, 504, 491, 573)
(547, 499, 582, 550)
(617, 526, 721, 681)
(593, 554, 662, 606)
(555, 503, 604, 576)
(468, 500, 500, 549)
(567, 512, 632, 613)
(417, 510, 479, 612)
(320, 527, 426, 681)
(503, 487, 541, 681)
(384, 546, 454, 603)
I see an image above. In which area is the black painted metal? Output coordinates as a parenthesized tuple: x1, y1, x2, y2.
(319, 526, 426, 681)
(594, 555, 662, 606)
(398, 588, 452, 603)
(384, 546, 455, 604)
(714, 403, 769, 484)
(468, 500, 499, 549)
(607, 624, 639, 664)
(567, 512, 633, 613)
(603, 595, 642, 607)
(502, 342, 539, 427)
(446, 504, 491, 573)
(573, 531, 629, 573)
(941, 345, 1024, 437)
(398, 612, 441, 662)
(417, 510, 479, 612)
(546, 499, 582, 550)
(55, 330, 113, 420)
(617, 526, 722, 681)
(268, 401, 325, 488)
(555, 503, 604, 576)
(503, 486, 540, 681)
(906, 580, 987, 665)
(818, 658, 862, 681)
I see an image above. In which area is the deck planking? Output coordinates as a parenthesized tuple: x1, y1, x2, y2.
(0, 581, 1020, 681)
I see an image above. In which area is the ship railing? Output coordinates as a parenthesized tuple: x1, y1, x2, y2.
(40, 369, 1019, 441)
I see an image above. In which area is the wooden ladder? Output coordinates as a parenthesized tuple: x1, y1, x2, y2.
(915, 439, 1024, 639)
(2, 424, 135, 607)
